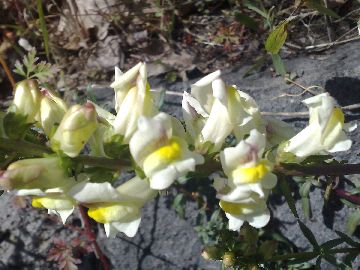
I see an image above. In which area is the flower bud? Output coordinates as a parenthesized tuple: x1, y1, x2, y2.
(12, 79, 41, 122)
(201, 246, 222, 260)
(51, 102, 98, 157)
(39, 88, 67, 137)
(0, 157, 69, 190)
(222, 252, 235, 267)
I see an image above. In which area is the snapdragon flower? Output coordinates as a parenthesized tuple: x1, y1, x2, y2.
(130, 112, 204, 190)
(12, 79, 41, 123)
(182, 70, 264, 153)
(111, 62, 158, 143)
(219, 192, 271, 231)
(0, 157, 77, 223)
(0, 157, 71, 191)
(68, 176, 157, 237)
(284, 93, 354, 159)
(39, 88, 67, 137)
(217, 129, 277, 202)
(51, 102, 98, 157)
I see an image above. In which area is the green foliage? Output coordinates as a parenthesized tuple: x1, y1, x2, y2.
(265, 20, 288, 54)
(271, 53, 286, 76)
(346, 209, 360, 235)
(14, 50, 55, 82)
(85, 167, 119, 184)
(103, 134, 129, 159)
(172, 193, 186, 218)
(3, 112, 31, 139)
(306, 0, 340, 19)
(279, 176, 299, 218)
(299, 181, 312, 219)
(36, 0, 50, 60)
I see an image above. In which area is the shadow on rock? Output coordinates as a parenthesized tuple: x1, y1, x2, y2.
(325, 77, 360, 107)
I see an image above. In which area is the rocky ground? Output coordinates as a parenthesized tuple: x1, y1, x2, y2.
(1, 40, 360, 269)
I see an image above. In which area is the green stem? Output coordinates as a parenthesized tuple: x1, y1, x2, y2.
(2, 137, 360, 175)
(270, 247, 359, 262)
(0, 137, 131, 169)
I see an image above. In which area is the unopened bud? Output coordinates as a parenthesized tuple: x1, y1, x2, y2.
(13, 80, 41, 122)
(0, 157, 68, 190)
(39, 88, 67, 137)
(222, 252, 235, 268)
(201, 246, 221, 260)
(51, 102, 98, 157)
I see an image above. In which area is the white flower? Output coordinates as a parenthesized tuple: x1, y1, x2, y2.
(12, 80, 41, 123)
(218, 129, 277, 201)
(264, 117, 295, 148)
(51, 102, 98, 157)
(111, 63, 158, 143)
(182, 70, 264, 152)
(130, 112, 204, 190)
(219, 193, 270, 231)
(39, 88, 67, 137)
(68, 176, 157, 237)
(284, 93, 354, 158)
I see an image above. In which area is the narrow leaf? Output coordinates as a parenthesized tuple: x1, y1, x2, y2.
(265, 21, 288, 54)
(279, 177, 299, 218)
(346, 209, 360, 235)
(335, 230, 360, 247)
(306, 0, 340, 19)
(321, 238, 345, 250)
(271, 54, 286, 76)
(234, 12, 258, 31)
(36, 0, 50, 61)
(298, 220, 319, 248)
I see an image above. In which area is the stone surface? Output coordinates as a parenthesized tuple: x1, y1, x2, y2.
(1, 41, 360, 269)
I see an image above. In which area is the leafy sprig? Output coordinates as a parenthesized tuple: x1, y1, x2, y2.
(14, 50, 57, 82)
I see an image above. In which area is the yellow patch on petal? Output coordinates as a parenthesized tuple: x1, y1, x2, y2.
(219, 200, 257, 216)
(330, 108, 344, 128)
(32, 197, 45, 208)
(143, 138, 182, 173)
(88, 203, 139, 224)
(31, 196, 74, 210)
(232, 161, 270, 184)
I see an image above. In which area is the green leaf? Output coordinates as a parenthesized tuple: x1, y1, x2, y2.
(85, 167, 118, 183)
(242, 55, 267, 78)
(259, 240, 278, 260)
(103, 134, 129, 159)
(315, 256, 321, 270)
(271, 54, 286, 76)
(306, 0, 340, 19)
(298, 220, 319, 248)
(346, 209, 360, 235)
(172, 193, 186, 218)
(234, 12, 258, 31)
(279, 177, 299, 218)
(300, 181, 312, 218)
(300, 181, 312, 197)
(265, 21, 288, 54)
(36, 0, 50, 60)
(301, 196, 312, 219)
(321, 238, 345, 250)
(3, 112, 31, 139)
(335, 230, 360, 247)
(323, 254, 349, 269)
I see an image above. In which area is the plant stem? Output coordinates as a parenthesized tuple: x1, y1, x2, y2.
(0, 55, 15, 88)
(78, 206, 110, 270)
(2, 137, 360, 176)
(274, 162, 360, 176)
(270, 247, 359, 262)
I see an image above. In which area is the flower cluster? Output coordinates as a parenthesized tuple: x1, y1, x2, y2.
(0, 63, 354, 237)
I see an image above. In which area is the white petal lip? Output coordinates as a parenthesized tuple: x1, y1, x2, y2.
(225, 207, 270, 231)
(112, 216, 142, 237)
(110, 62, 142, 89)
(68, 181, 122, 203)
(193, 70, 221, 87)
